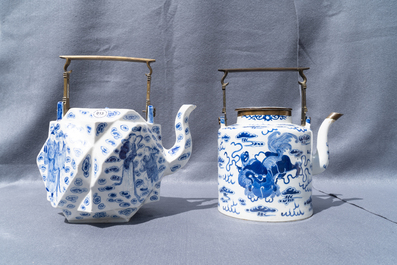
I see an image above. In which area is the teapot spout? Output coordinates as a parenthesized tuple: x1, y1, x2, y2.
(312, 112, 343, 175)
(163, 104, 196, 175)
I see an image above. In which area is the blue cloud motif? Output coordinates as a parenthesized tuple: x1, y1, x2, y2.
(304, 196, 312, 206)
(58, 200, 67, 207)
(66, 195, 78, 203)
(70, 187, 88, 194)
(107, 198, 123, 203)
(98, 186, 115, 192)
(120, 125, 129, 131)
(123, 114, 138, 120)
(98, 203, 106, 210)
(131, 126, 142, 132)
(236, 132, 257, 139)
(108, 193, 117, 198)
(82, 155, 91, 178)
(171, 164, 181, 172)
(84, 197, 90, 206)
(93, 193, 101, 204)
(73, 148, 82, 157)
(80, 213, 90, 217)
(219, 186, 234, 195)
(66, 204, 75, 209)
(119, 202, 131, 208)
(150, 195, 159, 201)
(105, 139, 116, 146)
(169, 146, 180, 155)
(107, 111, 120, 118)
(178, 153, 190, 161)
(74, 178, 83, 186)
(119, 208, 137, 216)
(247, 205, 277, 215)
(221, 134, 231, 142)
(96, 123, 107, 136)
(101, 146, 109, 155)
(93, 212, 107, 218)
(104, 166, 119, 174)
(282, 187, 301, 195)
(185, 138, 191, 148)
(152, 126, 160, 134)
(290, 149, 303, 157)
(119, 191, 131, 199)
(176, 122, 182, 131)
(299, 134, 311, 145)
(110, 175, 121, 182)
(98, 179, 106, 185)
(105, 156, 120, 163)
(63, 209, 72, 216)
(218, 156, 225, 167)
(111, 127, 122, 140)
(135, 179, 144, 188)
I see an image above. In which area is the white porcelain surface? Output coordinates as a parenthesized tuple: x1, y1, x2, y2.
(218, 114, 338, 222)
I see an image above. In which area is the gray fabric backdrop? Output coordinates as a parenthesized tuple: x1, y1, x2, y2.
(1, 0, 396, 183)
(1, 1, 396, 264)
(1, 0, 396, 182)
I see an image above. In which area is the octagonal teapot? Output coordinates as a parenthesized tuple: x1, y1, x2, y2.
(217, 67, 342, 222)
(37, 56, 196, 223)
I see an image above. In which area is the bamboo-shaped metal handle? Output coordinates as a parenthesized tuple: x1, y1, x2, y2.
(218, 67, 310, 126)
(60, 55, 156, 63)
(60, 55, 156, 121)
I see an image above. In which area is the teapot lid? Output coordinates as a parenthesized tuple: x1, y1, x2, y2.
(235, 107, 291, 117)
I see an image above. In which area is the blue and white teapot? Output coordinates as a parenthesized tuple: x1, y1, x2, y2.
(37, 56, 196, 223)
(217, 68, 342, 222)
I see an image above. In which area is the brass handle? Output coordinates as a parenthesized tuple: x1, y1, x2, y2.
(60, 55, 156, 121)
(218, 67, 309, 126)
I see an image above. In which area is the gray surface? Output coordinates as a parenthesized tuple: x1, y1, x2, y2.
(1, 173, 397, 265)
(1, 0, 397, 264)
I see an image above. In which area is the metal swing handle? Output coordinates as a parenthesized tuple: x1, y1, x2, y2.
(218, 67, 310, 126)
(60, 55, 156, 120)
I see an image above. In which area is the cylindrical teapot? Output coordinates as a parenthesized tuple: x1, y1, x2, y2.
(217, 68, 342, 222)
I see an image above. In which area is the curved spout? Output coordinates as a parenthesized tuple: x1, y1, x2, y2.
(163, 104, 196, 176)
(312, 112, 343, 175)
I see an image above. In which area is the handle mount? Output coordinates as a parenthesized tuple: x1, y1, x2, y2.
(60, 55, 156, 121)
(218, 67, 310, 126)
